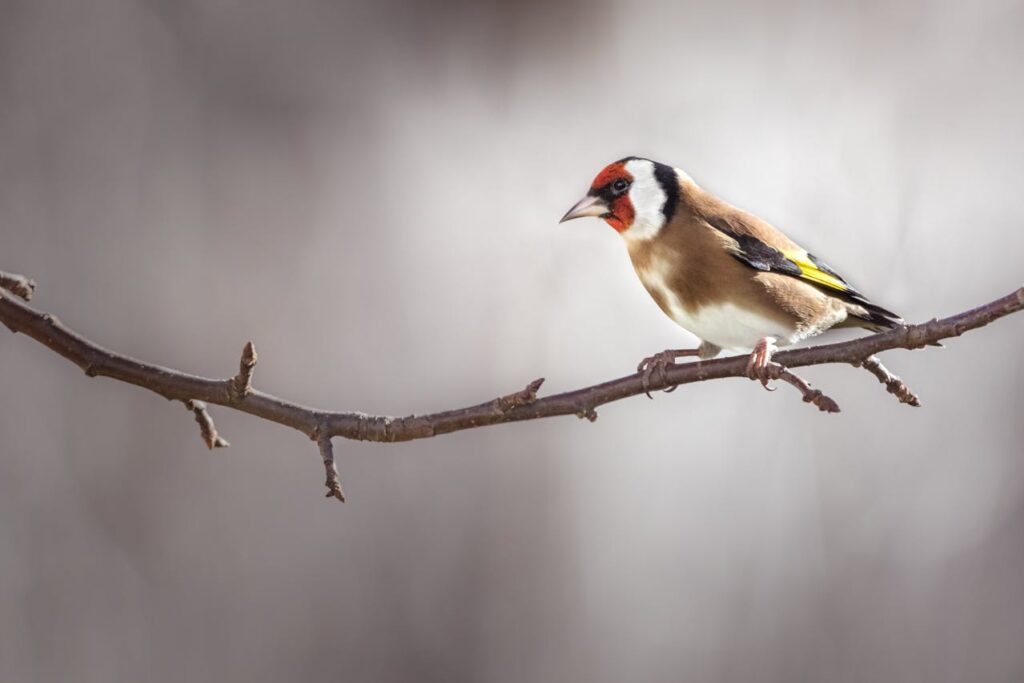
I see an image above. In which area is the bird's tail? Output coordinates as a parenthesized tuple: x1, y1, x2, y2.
(841, 297, 904, 332)
(831, 282, 905, 331)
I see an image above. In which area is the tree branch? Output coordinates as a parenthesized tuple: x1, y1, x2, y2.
(2, 267, 1021, 501)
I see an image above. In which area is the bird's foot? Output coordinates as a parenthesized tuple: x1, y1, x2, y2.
(637, 348, 701, 398)
(745, 337, 779, 390)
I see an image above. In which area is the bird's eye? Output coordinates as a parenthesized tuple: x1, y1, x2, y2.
(612, 179, 629, 195)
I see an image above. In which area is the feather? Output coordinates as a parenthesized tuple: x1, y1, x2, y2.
(704, 215, 903, 330)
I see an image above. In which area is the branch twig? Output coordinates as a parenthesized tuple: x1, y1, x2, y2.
(185, 399, 230, 449)
(2, 268, 1021, 501)
(854, 355, 922, 406)
(316, 433, 345, 502)
(766, 364, 841, 413)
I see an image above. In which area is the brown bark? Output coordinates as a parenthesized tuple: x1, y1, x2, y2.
(2, 268, 1021, 501)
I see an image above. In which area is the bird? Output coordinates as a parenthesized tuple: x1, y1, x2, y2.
(559, 157, 903, 394)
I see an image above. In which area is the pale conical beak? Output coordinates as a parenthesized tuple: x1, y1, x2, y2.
(559, 194, 609, 223)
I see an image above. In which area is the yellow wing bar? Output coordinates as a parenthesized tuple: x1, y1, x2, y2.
(782, 249, 849, 293)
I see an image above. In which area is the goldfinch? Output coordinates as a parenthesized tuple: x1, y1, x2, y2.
(560, 157, 903, 390)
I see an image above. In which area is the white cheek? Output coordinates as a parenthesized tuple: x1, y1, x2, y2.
(621, 159, 666, 241)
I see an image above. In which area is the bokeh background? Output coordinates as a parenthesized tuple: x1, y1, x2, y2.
(2, 0, 1024, 681)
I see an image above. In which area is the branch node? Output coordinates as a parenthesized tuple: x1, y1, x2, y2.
(0, 270, 36, 301)
(316, 433, 345, 502)
(855, 355, 921, 407)
(227, 341, 257, 401)
(494, 377, 545, 413)
(575, 404, 598, 422)
(184, 399, 230, 449)
(82, 353, 101, 377)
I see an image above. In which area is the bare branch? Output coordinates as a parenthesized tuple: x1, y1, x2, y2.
(1, 268, 1022, 500)
(316, 433, 345, 502)
(855, 355, 922, 407)
(764, 364, 841, 413)
(185, 399, 230, 449)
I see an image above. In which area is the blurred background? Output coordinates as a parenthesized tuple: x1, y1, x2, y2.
(2, 0, 1023, 680)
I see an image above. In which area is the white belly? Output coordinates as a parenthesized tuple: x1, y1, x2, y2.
(662, 299, 797, 351)
(637, 261, 799, 352)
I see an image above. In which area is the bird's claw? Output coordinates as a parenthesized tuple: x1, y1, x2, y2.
(637, 349, 697, 398)
(745, 338, 779, 391)
(639, 352, 674, 398)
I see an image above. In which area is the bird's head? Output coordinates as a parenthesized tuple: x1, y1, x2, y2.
(560, 157, 680, 240)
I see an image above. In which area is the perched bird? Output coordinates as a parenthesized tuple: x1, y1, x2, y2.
(560, 157, 903, 393)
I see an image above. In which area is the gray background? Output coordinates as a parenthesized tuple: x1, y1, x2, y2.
(2, 0, 1024, 681)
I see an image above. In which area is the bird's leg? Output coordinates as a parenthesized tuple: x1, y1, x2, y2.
(745, 336, 779, 390)
(637, 342, 719, 398)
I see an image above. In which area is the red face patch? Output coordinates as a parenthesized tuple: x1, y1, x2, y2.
(605, 195, 635, 232)
(589, 161, 632, 194)
(589, 161, 635, 233)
